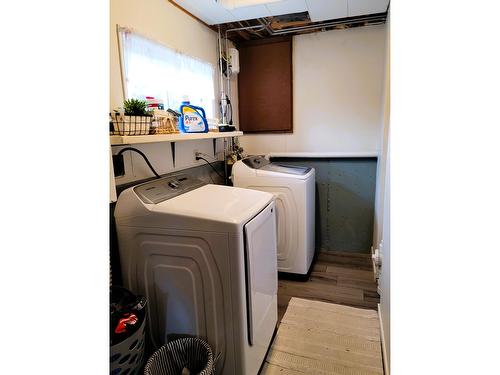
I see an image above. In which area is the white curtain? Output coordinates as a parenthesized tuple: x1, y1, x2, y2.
(119, 28, 215, 118)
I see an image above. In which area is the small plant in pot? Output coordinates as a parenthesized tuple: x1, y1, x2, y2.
(123, 99, 152, 117)
(112, 99, 153, 136)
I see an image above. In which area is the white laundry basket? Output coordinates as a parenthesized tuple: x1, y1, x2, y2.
(110, 316, 146, 375)
(110, 286, 147, 375)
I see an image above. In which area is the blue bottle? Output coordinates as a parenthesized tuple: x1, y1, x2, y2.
(179, 100, 209, 133)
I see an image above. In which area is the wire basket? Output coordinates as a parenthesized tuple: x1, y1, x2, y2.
(110, 113, 153, 136)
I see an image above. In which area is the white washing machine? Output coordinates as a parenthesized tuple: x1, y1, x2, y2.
(114, 174, 278, 375)
(232, 156, 315, 276)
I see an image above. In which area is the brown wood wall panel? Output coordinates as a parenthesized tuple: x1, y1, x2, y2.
(238, 37, 293, 133)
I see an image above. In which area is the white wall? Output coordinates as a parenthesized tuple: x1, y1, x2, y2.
(374, 12, 390, 373)
(238, 24, 387, 155)
(373, 17, 391, 254)
(110, 0, 224, 187)
(379, 141, 390, 373)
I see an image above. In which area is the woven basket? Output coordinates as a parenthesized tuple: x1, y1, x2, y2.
(151, 116, 179, 135)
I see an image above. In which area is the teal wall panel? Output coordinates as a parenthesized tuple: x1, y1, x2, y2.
(271, 157, 377, 253)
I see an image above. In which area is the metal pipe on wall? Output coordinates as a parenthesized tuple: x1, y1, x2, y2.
(222, 14, 386, 41)
(255, 14, 386, 36)
(217, 25, 228, 125)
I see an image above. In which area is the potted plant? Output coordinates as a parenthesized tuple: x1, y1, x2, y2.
(111, 99, 153, 136)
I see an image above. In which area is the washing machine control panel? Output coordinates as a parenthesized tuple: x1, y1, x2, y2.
(134, 174, 206, 204)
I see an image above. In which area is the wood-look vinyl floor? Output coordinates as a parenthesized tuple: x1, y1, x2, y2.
(277, 251, 380, 326)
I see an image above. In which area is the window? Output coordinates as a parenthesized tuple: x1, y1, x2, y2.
(118, 28, 215, 118)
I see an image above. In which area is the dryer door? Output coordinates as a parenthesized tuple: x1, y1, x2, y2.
(246, 186, 298, 271)
(273, 191, 293, 262)
(244, 201, 278, 347)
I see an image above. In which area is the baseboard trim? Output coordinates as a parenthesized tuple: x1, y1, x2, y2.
(378, 303, 389, 375)
(371, 245, 380, 281)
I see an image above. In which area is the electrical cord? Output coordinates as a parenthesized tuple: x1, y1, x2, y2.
(196, 155, 224, 180)
(117, 147, 161, 179)
(196, 151, 217, 160)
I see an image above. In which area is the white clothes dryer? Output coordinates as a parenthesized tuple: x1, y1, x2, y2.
(114, 174, 278, 375)
(232, 156, 315, 276)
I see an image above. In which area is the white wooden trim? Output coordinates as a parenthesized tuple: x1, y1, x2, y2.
(378, 303, 389, 375)
(267, 151, 379, 158)
(371, 245, 379, 281)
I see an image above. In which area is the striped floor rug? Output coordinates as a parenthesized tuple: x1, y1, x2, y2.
(261, 298, 384, 375)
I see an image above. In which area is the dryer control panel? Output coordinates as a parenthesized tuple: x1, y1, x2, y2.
(134, 174, 206, 204)
(242, 155, 270, 169)
(242, 156, 311, 175)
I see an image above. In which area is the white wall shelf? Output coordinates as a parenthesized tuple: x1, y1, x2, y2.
(110, 131, 243, 145)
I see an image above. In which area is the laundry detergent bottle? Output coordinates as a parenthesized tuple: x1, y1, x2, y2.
(179, 99, 209, 133)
